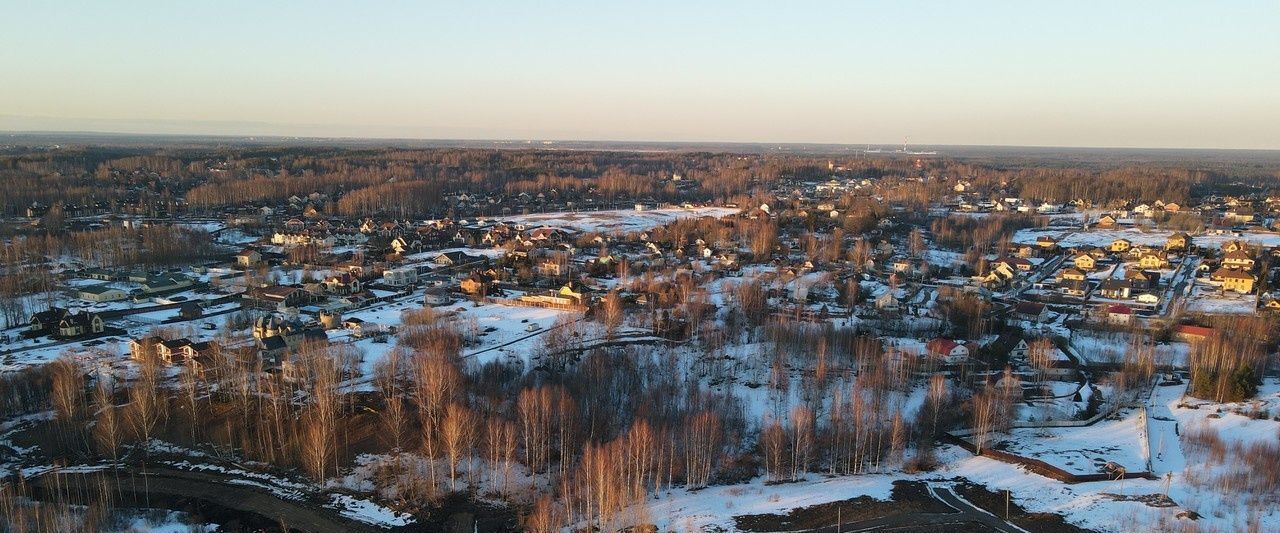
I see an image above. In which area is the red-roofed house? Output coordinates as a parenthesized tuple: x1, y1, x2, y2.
(1173, 324, 1214, 343)
(926, 338, 970, 364)
(1106, 304, 1133, 326)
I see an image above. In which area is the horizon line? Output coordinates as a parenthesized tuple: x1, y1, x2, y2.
(4, 128, 1280, 154)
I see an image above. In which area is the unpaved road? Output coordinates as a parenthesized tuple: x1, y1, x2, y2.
(801, 485, 1027, 533)
(32, 466, 378, 533)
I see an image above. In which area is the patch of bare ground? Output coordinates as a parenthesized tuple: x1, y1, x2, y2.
(953, 482, 1089, 533)
(732, 480, 950, 532)
(1100, 492, 1178, 507)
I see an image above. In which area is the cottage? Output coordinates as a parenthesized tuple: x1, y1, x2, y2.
(382, 267, 418, 287)
(1138, 251, 1169, 269)
(926, 338, 970, 364)
(1072, 253, 1096, 271)
(1173, 324, 1214, 343)
(236, 248, 262, 267)
(1210, 268, 1255, 294)
(1060, 279, 1089, 297)
(244, 285, 314, 310)
(1105, 304, 1133, 326)
(424, 287, 454, 306)
(1221, 250, 1255, 270)
(1059, 268, 1087, 282)
(29, 308, 105, 339)
(1013, 301, 1046, 322)
(1098, 279, 1132, 300)
(1165, 232, 1190, 251)
(1109, 238, 1132, 253)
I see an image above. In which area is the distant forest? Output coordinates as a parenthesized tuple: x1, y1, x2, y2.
(2, 144, 1279, 220)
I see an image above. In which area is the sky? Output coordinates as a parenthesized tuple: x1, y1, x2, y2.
(1, 1, 1278, 149)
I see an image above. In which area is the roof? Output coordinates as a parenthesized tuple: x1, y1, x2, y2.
(1014, 301, 1045, 315)
(926, 338, 962, 354)
(1174, 324, 1214, 338)
(79, 284, 122, 295)
(1106, 304, 1132, 315)
(1212, 267, 1254, 280)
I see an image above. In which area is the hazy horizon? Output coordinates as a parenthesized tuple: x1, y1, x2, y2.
(3, 1, 1278, 150)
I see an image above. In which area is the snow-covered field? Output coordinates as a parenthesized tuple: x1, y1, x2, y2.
(638, 379, 1280, 533)
(999, 408, 1149, 475)
(500, 206, 739, 234)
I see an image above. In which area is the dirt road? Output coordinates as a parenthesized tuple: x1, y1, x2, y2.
(798, 485, 1028, 533)
(32, 466, 378, 533)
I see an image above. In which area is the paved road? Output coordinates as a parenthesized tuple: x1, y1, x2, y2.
(801, 485, 1027, 533)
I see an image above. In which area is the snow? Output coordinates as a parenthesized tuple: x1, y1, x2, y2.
(500, 206, 739, 234)
(998, 408, 1149, 475)
(640, 473, 898, 532)
(327, 494, 414, 528)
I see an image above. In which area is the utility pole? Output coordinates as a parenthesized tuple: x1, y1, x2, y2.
(1005, 489, 1010, 520)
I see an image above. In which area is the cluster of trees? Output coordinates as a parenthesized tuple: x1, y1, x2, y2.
(6, 293, 991, 531)
(1187, 316, 1275, 402)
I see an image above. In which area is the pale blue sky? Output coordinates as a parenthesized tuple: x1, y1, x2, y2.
(2, 1, 1277, 148)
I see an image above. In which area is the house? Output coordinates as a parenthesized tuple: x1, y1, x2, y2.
(1105, 304, 1133, 326)
(1013, 301, 1046, 322)
(1137, 251, 1169, 269)
(1210, 268, 1255, 294)
(874, 291, 901, 313)
(322, 273, 361, 295)
(539, 259, 567, 277)
(343, 317, 367, 337)
(1222, 240, 1249, 254)
(1096, 214, 1118, 228)
(1072, 253, 1096, 271)
(1035, 235, 1058, 249)
(1109, 238, 1132, 253)
(995, 257, 1033, 273)
(1165, 232, 1190, 251)
(179, 301, 204, 320)
(340, 290, 377, 309)
(1125, 269, 1160, 289)
(382, 267, 417, 287)
(182, 341, 220, 373)
(1135, 292, 1160, 305)
(157, 338, 193, 363)
(79, 284, 127, 302)
(434, 251, 481, 267)
(1221, 250, 1255, 270)
(926, 338, 970, 364)
(236, 248, 262, 268)
(82, 267, 117, 281)
(459, 272, 493, 296)
(1098, 279, 1132, 299)
(1059, 268, 1087, 282)
(1173, 324, 1214, 343)
(29, 308, 105, 339)
(424, 287, 454, 306)
(129, 336, 164, 360)
(244, 285, 314, 310)
(1060, 279, 1089, 297)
